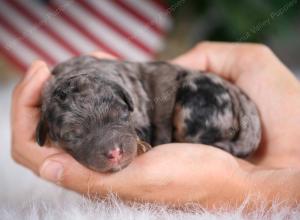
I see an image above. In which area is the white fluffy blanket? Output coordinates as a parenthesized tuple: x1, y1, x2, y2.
(1, 81, 300, 220)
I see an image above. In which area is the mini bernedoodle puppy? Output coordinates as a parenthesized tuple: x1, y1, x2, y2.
(36, 56, 261, 172)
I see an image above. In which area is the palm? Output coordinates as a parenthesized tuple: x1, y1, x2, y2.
(12, 44, 300, 207)
(102, 143, 242, 205)
(231, 56, 300, 168)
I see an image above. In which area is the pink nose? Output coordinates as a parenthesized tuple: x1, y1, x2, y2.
(106, 147, 123, 162)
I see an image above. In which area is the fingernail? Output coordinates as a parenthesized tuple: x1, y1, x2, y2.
(40, 160, 64, 183)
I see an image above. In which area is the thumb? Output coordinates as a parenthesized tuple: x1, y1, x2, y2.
(171, 41, 281, 84)
(39, 153, 108, 196)
(171, 41, 239, 80)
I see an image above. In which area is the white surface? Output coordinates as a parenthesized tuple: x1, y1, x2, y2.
(0, 80, 299, 220)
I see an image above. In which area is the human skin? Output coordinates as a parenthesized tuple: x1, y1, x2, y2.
(10, 43, 300, 210)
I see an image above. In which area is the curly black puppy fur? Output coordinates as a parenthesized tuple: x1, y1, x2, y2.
(36, 56, 261, 172)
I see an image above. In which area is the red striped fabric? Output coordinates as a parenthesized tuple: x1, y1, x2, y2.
(0, 0, 172, 72)
(0, 14, 57, 66)
(113, 0, 164, 35)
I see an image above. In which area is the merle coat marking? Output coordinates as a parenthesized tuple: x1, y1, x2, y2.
(36, 56, 261, 172)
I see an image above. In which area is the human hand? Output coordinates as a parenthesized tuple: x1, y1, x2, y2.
(173, 42, 300, 168)
(11, 51, 250, 210)
(11, 60, 64, 174)
(11, 45, 300, 209)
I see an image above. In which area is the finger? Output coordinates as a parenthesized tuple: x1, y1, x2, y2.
(89, 51, 117, 60)
(12, 63, 50, 144)
(23, 60, 48, 83)
(172, 42, 281, 83)
(16, 62, 51, 107)
(171, 42, 246, 81)
(12, 143, 65, 174)
(171, 45, 208, 71)
(11, 61, 55, 172)
(39, 153, 109, 195)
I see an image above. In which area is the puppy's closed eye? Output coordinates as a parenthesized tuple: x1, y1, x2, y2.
(112, 83, 134, 112)
(53, 89, 67, 101)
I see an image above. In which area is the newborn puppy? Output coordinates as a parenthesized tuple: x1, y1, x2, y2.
(36, 56, 261, 172)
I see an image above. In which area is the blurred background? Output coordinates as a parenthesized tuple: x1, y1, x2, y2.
(0, 0, 299, 215)
(0, 0, 299, 83)
(162, 0, 300, 70)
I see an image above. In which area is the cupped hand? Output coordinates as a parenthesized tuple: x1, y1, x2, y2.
(10, 44, 300, 209)
(11, 51, 248, 209)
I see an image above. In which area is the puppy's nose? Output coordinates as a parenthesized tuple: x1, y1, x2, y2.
(106, 147, 123, 162)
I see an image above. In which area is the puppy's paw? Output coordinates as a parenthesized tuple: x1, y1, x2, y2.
(137, 139, 152, 155)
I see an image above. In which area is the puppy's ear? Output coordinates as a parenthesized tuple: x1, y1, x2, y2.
(114, 84, 134, 111)
(36, 117, 48, 146)
(121, 88, 134, 112)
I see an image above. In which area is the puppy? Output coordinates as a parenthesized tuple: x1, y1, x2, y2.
(36, 56, 261, 172)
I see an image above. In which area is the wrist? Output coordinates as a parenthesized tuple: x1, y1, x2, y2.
(247, 167, 300, 208)
(197, 159, 254, 210)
